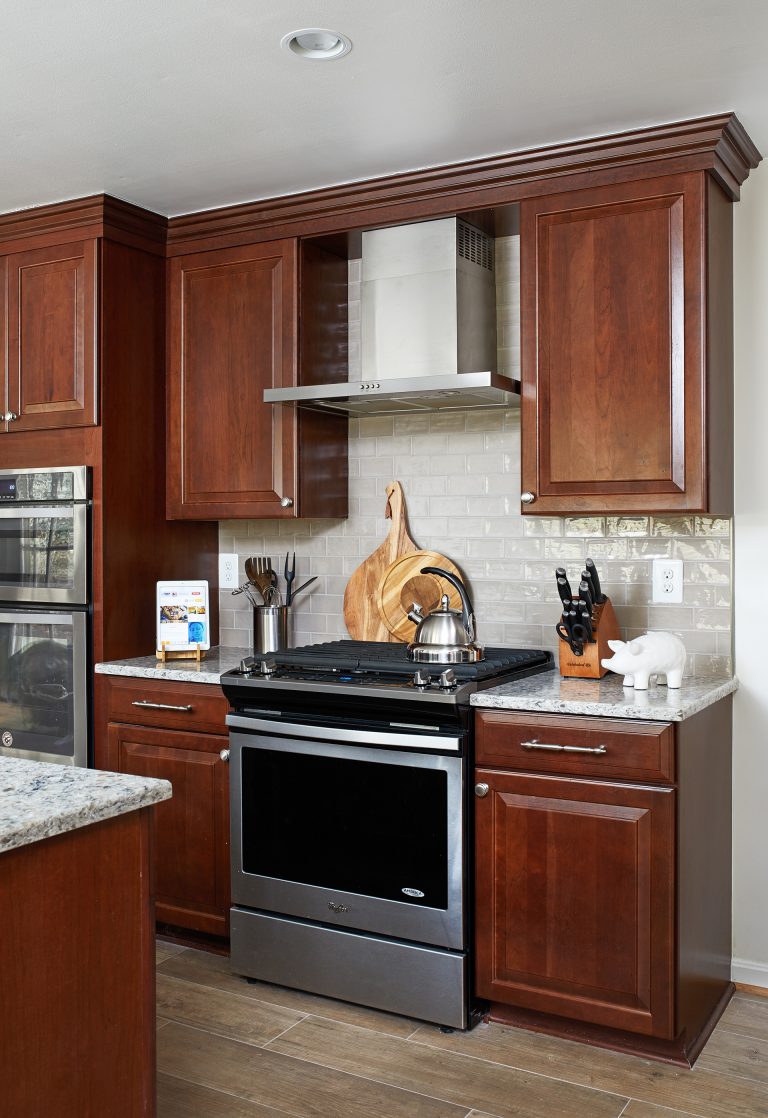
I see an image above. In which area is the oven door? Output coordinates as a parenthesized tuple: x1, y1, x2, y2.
(0, 503, 88, 605)
(0, 610, 88, 766)
(229, 716, 466, 951)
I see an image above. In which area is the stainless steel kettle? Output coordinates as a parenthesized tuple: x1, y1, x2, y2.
(407, 567, 484, 663)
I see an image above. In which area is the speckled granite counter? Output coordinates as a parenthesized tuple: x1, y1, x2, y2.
(94, 645, 251, 685)
(471, 672, 738, 721)
(0, 756, 172, 854)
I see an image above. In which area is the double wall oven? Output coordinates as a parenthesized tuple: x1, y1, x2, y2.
(0, 467, 90, 767)
(222, 641, 552, 1029)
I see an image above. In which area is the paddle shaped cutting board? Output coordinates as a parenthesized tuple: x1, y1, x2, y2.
(343, 481, 418, 641)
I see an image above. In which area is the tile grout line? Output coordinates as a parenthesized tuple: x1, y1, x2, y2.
(157, 1069, 305, 1118)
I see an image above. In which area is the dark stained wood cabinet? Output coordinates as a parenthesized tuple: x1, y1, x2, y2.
(100, 675, 231, 938)
(5, 239, 98, 432)
(167, 238, 347, 520)
(520, 173, 734, 515)
(474, 701, 734, 1065)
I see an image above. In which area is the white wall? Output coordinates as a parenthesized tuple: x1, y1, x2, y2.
(733, 164, 768, 986)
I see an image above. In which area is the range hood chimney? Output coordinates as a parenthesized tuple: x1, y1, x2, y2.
(264, 217, 520, 417)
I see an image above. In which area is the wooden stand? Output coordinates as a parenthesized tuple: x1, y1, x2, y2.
(558, 598, 621, 679)
(156, 643, 205, 663)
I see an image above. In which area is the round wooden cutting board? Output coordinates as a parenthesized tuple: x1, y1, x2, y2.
(376, 551, 463, 643)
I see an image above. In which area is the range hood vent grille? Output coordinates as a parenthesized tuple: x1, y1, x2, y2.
(457, 222, 494, 271)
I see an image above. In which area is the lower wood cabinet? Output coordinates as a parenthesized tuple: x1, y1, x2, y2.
(474, 702, 734, 1064)
(99, 676, 230, 937)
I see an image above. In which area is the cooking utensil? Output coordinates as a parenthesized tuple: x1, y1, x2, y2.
(291, 575, 317, 600)
(284, 551, 296, 606)
(586, 557, 605, 603)
(556, 575, 573, 609)
(581, 569, 596, 604)
(555, 609, 587, 656)
(246, 557, 274, 601)
(407, 566, 483, 663)
(578, 580, 594, 616)
(343, 481, 419, 641)
(232, 582, 262, 608)
(377, 550, 463, 643)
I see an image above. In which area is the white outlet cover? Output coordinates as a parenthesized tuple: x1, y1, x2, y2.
(651, 558, 684, 604)
(218, 552, 239, 589)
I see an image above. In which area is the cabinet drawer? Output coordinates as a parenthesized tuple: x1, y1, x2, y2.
(475, 711, 675, 784)
(105, 676, 228, 734)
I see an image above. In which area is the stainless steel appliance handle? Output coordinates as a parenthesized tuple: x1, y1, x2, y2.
(0, 505, 74, 518)
(521, 739, 607, 755)
(131, 700, 193, 713)
(226, 713, 461, 752)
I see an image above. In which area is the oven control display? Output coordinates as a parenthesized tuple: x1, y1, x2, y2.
(0, 478, 17, 500)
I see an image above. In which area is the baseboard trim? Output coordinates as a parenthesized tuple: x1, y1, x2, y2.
(732, 957, 768, 989)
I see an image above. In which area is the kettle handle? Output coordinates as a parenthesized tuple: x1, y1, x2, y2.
(420, 567, 476, 642)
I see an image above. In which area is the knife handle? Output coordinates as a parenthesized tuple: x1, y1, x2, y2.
(586, 557, 606, 604)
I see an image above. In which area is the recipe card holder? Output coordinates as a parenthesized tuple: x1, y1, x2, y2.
(156, 642, 205, 663)
(559, 597, 621, 680)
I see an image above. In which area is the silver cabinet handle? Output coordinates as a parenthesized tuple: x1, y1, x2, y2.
(219, 749, 230, 762)
(474, 782, 490, 798)
(131, 700, 193, 713)
(522, 739, 607, 755)
(2, 412, 18, 423)
(520, 491, 536, 504)
(280, 497, 293, 508)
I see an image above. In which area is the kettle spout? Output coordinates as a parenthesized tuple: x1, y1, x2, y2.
(407, 602, 424, 625)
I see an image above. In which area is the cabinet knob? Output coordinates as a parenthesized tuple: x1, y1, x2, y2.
(474, 782, 490, 798)
(3, 412, 18, 423)
(219, 749, 230, 762)
(280, 497, 293, 509)
(520, 491, 536, 505)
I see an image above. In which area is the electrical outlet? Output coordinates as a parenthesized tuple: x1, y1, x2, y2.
(218, 553, 239, 589)
(652, 558, 683, 604)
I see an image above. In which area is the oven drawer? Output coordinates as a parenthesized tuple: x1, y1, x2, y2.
(475, 711, 675, 784)
(105, 676, 228, 733)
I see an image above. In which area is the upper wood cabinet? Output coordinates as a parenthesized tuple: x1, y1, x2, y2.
(167, 238, 348, 520)
(520, 173, 733, 515)
(4, 239, 98, 432)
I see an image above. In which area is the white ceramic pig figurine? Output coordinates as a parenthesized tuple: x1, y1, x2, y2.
(601, 632, 687, 690)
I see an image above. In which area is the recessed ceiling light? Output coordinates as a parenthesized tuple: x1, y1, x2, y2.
(281, 28, 352, 60)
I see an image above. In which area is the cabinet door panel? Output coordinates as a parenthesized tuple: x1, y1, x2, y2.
(6, 240, 98, 431)
(110, 723, 230, 936)
(521, 173, 705, 513)
(475, 769, 675, 1037)
(167, 241, 297, 519)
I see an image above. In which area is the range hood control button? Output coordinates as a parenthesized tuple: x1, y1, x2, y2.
(413, 670, 431, 689)
(438, 668, 457, 690)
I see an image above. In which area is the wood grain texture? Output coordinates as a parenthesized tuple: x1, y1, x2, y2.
(159, 1022, 468, 1118)
(343, 481, 419, 641)
(266, 1015, 628, 1118)
(521, 173, 708, 514)
(105, 676, 228, 735)
(157, 973, 306, 1045)
(110, 722, 230, 936)
(158, 1074, 296, 1118)
(166, 114, 760, 255)
(376, 549, 463, 642)
(474, 769, 675, 1037)
(705, 176, 735, 516)
(158, 946, 420, 1038)
(0, 810, 156, 1117)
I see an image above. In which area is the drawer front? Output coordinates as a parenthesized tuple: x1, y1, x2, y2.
(475, 711, 675, 784)
(105, 676, 228, 734)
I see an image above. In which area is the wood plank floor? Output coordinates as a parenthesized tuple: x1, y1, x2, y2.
(156, 944, 768, 1118)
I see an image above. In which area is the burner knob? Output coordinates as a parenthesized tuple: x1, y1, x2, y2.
(413, 669, 432, 689)
(438, 668, 457, 690)
(259, 659, 277, 676)
(239, 657, 256, 675)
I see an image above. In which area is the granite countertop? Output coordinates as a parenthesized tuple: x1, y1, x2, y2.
(94, 646, 251, 685)
(0, 757, 172, 854)
(471, 671, 738, 722)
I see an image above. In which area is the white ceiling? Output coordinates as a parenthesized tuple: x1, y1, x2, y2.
(2, 0, 767, 218)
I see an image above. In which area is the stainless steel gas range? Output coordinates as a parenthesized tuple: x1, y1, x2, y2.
(221, 640, 552, 1029)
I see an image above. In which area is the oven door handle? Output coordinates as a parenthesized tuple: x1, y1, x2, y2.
(225, 713, 462, 752)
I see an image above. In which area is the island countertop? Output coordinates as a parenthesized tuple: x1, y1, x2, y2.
(0, 757, 172, 854)
(471, 671, 738, 722)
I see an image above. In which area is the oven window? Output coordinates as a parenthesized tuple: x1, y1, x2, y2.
(0, 511, 76, 590)
(0, 620, 77, 757)
(241, 747, 449, 909)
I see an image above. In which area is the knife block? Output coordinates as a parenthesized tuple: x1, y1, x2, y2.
(558, 597, 621, 679)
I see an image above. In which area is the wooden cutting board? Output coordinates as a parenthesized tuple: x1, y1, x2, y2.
(377, 551, 463, 643)
(343, 481, 418, 641)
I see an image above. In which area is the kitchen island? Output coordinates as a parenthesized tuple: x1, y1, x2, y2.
(0, 757, 171, 1117)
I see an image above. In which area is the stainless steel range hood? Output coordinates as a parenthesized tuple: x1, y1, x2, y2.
(265, 218, 520, 417)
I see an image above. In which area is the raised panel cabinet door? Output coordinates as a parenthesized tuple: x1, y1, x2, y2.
(167, 240, 298, 519)
(6, 239, 98, 431)
(110, 723, 230, 936)
(521, 173, 706, 513)
(475, 769, 675, 1038)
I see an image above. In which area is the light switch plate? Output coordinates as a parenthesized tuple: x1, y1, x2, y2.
(219, 553, 239, 589)
(652, 558, 683, 604)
